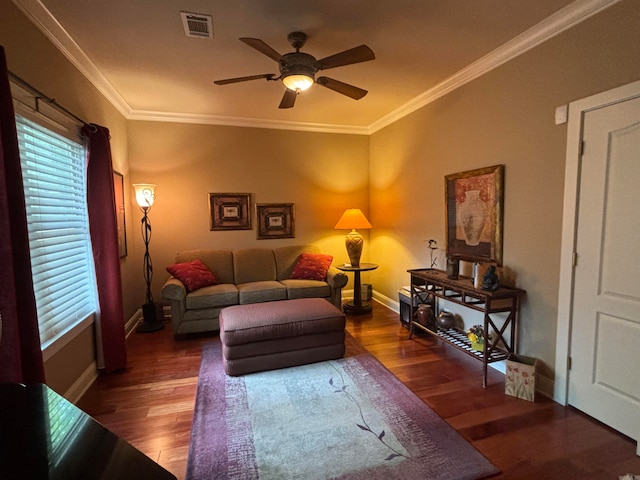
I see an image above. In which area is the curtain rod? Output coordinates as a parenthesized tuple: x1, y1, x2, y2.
(8, 70, 92, 128)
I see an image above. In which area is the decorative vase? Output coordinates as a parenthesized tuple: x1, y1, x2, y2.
(416, 304, 436, 331)
(472, 342, 484, 352)
(436, 311, 455, 330)
(458, 190, 487, 246)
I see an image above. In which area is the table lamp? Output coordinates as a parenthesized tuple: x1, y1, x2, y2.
(132, 183, 163, 333)
(334, 208, 372, 267)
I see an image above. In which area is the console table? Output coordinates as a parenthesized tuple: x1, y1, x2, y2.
(337, 263, 378, 314)
(407, 268, 525, 387)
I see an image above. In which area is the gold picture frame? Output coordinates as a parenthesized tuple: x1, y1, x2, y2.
(445, 165, 504, 265)
(256, 203, 295, 239)
(209, 193, 252, 230)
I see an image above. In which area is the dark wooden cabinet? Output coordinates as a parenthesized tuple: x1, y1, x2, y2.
(407, 268, 525, 387)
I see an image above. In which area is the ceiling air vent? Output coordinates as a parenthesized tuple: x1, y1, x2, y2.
(180, 11, 213, 39)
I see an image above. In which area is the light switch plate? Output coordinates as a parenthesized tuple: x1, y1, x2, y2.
(555, 104, 568, 125)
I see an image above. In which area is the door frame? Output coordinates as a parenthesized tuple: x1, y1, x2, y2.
(555, 79, 640, 405)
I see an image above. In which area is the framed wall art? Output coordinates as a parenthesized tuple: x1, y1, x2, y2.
(113, 171, 127, 257)
(256, 203, 295, 240)
(209, 193, 252, 230)
(445, 165, 504, 265)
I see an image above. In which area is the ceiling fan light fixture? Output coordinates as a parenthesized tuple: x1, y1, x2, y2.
(282, 73, 314, 92)
(214, 32, 375, 108)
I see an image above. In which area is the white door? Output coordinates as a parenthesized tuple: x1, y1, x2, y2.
(568, 94, 640, 453)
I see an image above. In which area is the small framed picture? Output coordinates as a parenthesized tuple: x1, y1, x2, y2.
(209, 193, 252, 230)
(256, 203, 295, 239)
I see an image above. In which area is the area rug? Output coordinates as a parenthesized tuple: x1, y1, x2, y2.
(186, 339, 499, 480)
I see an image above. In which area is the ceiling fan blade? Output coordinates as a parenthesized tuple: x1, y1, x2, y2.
(214, 73, 276, 85)
(316, 77, 368, 100)
(317, 45, 375, 70)
(279, 89, 297, 109)
(240, 38, 283, 62)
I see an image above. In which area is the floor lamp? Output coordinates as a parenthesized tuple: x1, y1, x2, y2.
(133, 183, 164, 333)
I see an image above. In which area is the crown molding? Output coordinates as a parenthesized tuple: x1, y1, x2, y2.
(14, 0, 622, 135)
(367, 0, 623, 134)
(127, 109, 371, 135)
(12, 0, 132, 118)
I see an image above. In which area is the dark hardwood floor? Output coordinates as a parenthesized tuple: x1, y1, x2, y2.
(77, 302, 640, 479)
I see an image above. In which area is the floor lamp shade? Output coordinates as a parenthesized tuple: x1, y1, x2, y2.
(334, 209, 372, 267)
(133, 183, 156, 208)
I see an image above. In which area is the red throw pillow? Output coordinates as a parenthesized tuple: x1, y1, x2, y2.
(167, 259, 219, 292)
(290, 253, 333, 281)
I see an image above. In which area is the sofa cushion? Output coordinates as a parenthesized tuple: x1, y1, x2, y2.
(186, 283, 238, 309)
(280, 279, 331, 300)
(290, 253, 333, 281)
(166, 260, 219, 292)
(237, 281, 287, 304)
(233, 248, 277, 284)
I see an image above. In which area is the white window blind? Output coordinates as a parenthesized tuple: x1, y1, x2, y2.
(15, 114, 97, 348)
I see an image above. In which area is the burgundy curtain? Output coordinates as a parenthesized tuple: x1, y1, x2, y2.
(0, 46, 45, 384)
(83, 124, 127, 372)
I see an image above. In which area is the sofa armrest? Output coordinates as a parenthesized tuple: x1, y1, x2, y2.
(161, 277, 187, 302)
(326, 267, 348, 289)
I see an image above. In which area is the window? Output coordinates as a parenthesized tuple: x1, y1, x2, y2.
(15, 114, 97, 351)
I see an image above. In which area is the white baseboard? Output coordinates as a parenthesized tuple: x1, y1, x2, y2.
(372, 290, 399, 312)
(64, 360, 98, 404)
(343, 289, 400, 313)
(127, 305, 172, 337)
(535, 373, 555, 399)
(65, 310, 141, 404)
(125, 309, 143, 337)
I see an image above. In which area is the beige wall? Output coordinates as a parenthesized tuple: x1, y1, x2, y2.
(1, 2, 133, 395)
(127, 121, 370, 300)
(369, 0, 640, 386)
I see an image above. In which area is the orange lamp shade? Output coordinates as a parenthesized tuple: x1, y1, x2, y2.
(334, 208, 372, 230)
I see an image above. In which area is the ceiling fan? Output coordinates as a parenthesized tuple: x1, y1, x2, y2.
(214, 31, 375, 109)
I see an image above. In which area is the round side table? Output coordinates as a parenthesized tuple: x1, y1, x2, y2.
(336, 262, 378, 314)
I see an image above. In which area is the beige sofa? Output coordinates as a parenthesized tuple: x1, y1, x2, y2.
(161, 244, 348, 335)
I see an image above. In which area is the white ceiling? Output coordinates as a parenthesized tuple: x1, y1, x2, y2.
(14, 0, 618, 133)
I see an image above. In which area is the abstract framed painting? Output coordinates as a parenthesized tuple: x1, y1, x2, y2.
(445, 165, 504, 265)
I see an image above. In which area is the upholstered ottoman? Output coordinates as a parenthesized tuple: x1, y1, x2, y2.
(219, 298, 346, 376)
